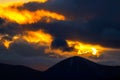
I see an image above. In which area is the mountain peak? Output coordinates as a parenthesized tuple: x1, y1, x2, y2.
(54, 56, 98, 67)
(45, 56, 104, 79)
(68, 56, 83, 60)
(0, 56, 120, 80)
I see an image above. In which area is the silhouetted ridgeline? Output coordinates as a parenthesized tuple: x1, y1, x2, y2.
(0, 56, 120, 80)
(0, 63, 43, 80)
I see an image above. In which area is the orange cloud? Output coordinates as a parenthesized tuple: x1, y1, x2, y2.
(0, 0, 65, 24)
(23, 30, 53, 46)
(0, 0, 107, 58)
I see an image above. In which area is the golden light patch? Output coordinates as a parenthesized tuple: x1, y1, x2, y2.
(0, 0, 65, 24)
(1, 32, 106, 57)
(0, 0, 106, 57)
(23, 30, 53, 46)
(67, 40, 105, 57)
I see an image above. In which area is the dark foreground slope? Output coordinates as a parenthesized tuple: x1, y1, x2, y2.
(0, 56, 120, 80)
(0, 63, 43, 80)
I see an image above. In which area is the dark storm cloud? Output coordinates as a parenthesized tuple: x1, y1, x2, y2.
(17, 0, 120, 23)
(0, 18, 5, 25)
(0, 21, 24, 43)
(0, 20, 22, 35)
(1, 0, 120, 48)
(0, 38, 49, 57)
(9, 40, 47, 56)
(0, 43, 6, 54)
(24, 18, 120, 48)
(21, 0, 120, 20)
(85, 17, 120, 48)
(51, 38, 73, 51)
(20, 0, 99, 20)
(21, 0, 120, 48)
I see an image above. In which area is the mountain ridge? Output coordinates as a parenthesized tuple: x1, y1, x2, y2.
(0, 56, 120, 80)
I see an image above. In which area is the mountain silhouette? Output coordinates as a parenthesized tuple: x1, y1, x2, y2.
(45, 56, 104, 79)
(45, 56, 120, 80)
(0, 63, 43, 80)
(0, 56, 120, 80)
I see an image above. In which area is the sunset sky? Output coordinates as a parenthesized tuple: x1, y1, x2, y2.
(0, 0, 25, 3)
(0, 0, 120, 71)
(0, 0, 47, 3)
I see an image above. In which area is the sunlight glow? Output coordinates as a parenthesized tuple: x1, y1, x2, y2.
(0, 0, 106, 57)
(0, 0, 65, 24)
(23, 30, 53, 46)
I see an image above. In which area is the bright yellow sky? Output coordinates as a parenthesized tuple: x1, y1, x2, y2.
(0, 0, 47, 4)
(0, 0, 28, 3)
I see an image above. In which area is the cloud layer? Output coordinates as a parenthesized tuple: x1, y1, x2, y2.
(1, 0, 120, 48)
(0, 0, 120, 70)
